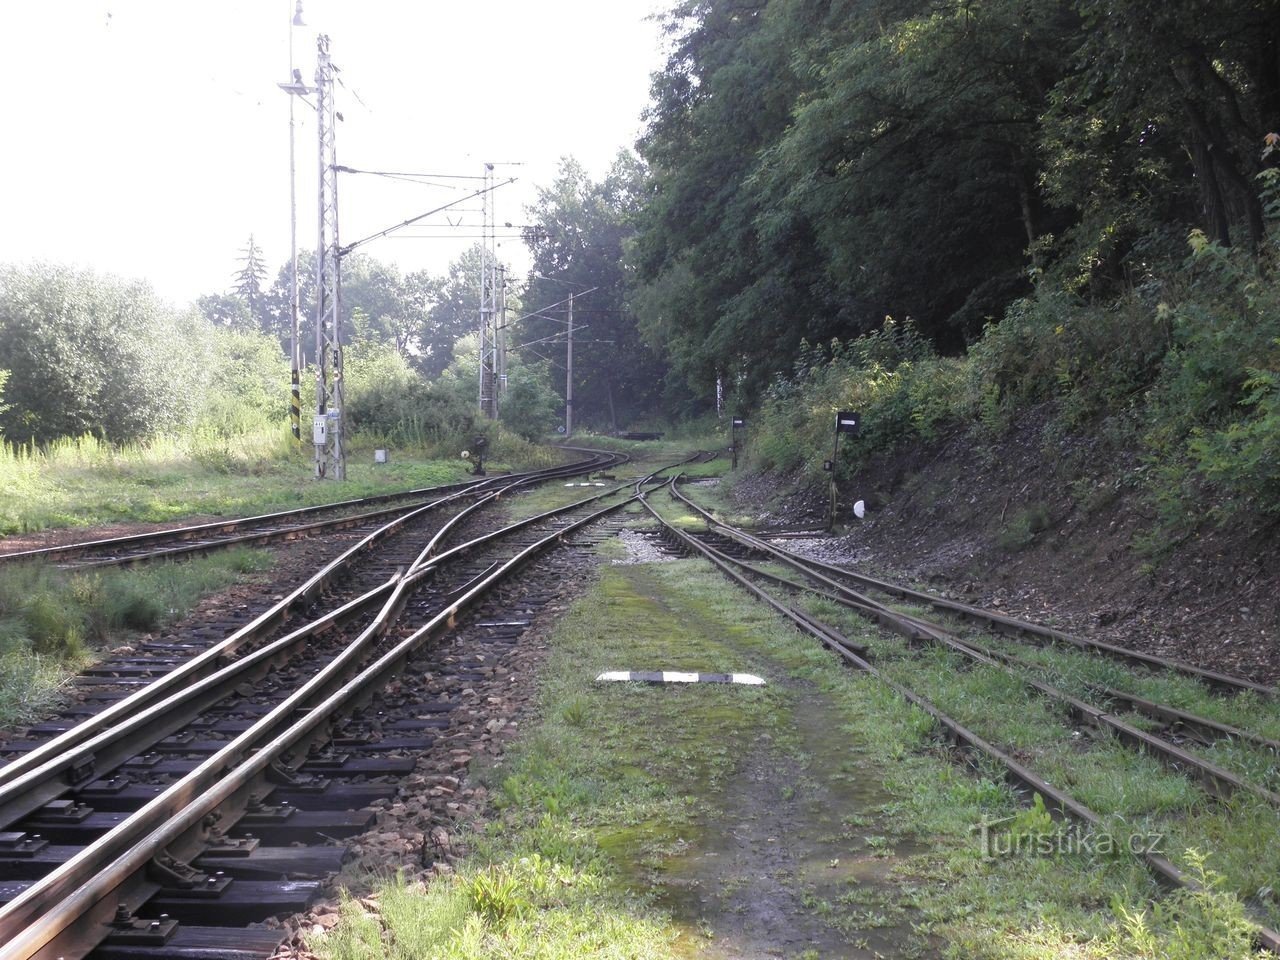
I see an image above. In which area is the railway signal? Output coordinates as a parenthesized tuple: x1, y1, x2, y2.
(829, 410, 860, 527)
(731, 416, 745, 469)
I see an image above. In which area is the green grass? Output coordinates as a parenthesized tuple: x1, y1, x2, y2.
(0, 547, 275, 725)
(313, 549, 1270, 959)
(0, 431, 714, 540)
(0, 431, 554, 535)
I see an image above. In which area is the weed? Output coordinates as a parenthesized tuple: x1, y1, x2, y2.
(0, 549, 275, 721)
(560, 697, 588, 727)
(997, 503, 1051, 550)
(465, 865, 529, 922)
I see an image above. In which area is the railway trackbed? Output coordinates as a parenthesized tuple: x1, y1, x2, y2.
(0, 447, 705, 960)
(0, 454, 612, 570)
(642, 476, 1280, 952)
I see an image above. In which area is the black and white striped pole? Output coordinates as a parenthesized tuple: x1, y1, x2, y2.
(278, 3, 312, 446)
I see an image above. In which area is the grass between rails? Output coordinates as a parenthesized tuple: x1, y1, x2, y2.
(0, 547, 274, 726)
(312, 546, 1263, 959)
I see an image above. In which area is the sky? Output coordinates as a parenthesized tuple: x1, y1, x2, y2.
(0, 1, 668, 305)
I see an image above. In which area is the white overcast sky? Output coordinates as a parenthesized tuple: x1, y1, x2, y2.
(0, 1, 668, 305)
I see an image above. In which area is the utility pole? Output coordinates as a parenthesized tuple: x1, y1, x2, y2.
(565, 292, 574, 438)
(313, 33, 345, 479)
(496, 264, 508, 404)
(279, 1, 310, 446)
(477, 163, 498, 419)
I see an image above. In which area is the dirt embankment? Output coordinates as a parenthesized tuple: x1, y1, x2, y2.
(734, 406, 1280, 684)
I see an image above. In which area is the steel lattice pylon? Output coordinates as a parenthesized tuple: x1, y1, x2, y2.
(313, 34, 345, 479)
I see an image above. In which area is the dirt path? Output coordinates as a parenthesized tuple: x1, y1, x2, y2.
(622, 594, 926, 960)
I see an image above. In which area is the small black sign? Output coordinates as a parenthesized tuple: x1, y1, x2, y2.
(835, 411, 860, 435)
(731, 417, 745, 428)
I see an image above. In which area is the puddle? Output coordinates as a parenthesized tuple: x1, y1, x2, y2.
(642, 687, 931, 958)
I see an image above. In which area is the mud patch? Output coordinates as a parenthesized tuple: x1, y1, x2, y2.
(646, 685, 927, 959)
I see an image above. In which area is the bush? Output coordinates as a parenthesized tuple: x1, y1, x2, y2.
(744, 227, 1280, 535)
(0, 264, 202, 444)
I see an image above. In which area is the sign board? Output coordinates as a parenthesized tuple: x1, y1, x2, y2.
(835, 411, 861, 435)
(312, 415, 328, 446)
(374, 448, 389, 464)
(731, 417, 745, 428)
(823, 459, 833, 472)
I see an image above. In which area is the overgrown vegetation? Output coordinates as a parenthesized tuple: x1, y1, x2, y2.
(747, 230, 1280, 531)
(0, 243, 576, 493)
(0, 434, 485, 534)
(313, 551, 1271, 959)
(0, 548, 273, 724)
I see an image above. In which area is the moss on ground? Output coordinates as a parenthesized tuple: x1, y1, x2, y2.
(313, 552, 1268, 959)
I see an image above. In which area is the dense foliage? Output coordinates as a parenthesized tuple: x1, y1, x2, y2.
(629, 0, 1280, 394)
(0, 240, 556, 453)
(0, 264, 206, 444)
(619, 0, 1280, 527)
(521, 156, 670, 429)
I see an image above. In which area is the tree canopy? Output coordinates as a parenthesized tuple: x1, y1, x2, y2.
(627, 0, 1280, 403)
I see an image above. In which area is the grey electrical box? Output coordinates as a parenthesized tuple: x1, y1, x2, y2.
(313, 415, 328, 446)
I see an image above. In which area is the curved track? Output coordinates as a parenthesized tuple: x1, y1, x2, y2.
(0, 448, 619, 569)
(0, 448, 715, 960)
(644, 476, 1280, 952)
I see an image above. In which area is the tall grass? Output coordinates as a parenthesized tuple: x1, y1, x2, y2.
(0, 548, 274, 724)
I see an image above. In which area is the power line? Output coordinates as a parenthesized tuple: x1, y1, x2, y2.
(338, 167, 489, 180)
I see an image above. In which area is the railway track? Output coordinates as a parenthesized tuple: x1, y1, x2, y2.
(643, 476, 1280, 952)
(0, 451, 613, 570)
(0, 446, 712, 960)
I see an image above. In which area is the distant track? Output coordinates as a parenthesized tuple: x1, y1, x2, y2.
(0, 453, 616, 569)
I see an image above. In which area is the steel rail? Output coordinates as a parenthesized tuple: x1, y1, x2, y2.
(0, 448, 623, 567)
(0, 455, 633, 821)
(61, 490, 498, 571)
(0, 477, 499, 566)
(679, 541, 1280, 755)
(669, 482, 1275, 698)
(0, 490, 465, 793)
(665, 501, 1280, 808)
(0, 452, 624, 793)
(642, 479, 1280, 953)
(0, 488, 644, 959)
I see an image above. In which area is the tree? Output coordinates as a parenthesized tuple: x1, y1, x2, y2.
(233, 235, 270, 331)
(197, 293, 255, 332)
(418, 245, 486, 379)
(1041, 0, 1278, 264)
(629, 0, 830, 403)
(0, 263, 201, 443)
(523, 154, 669, 429)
